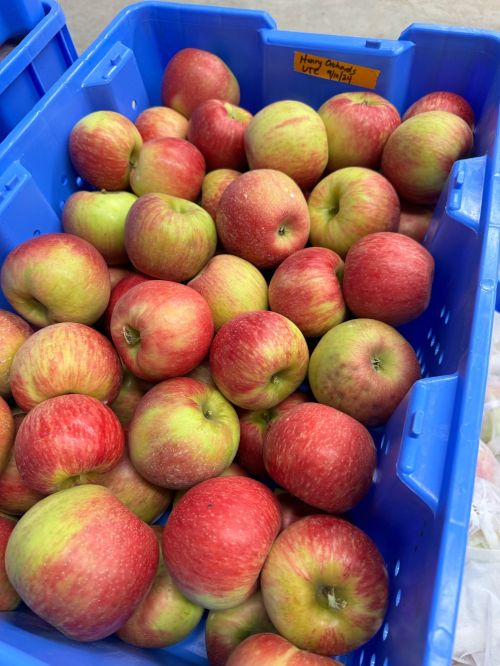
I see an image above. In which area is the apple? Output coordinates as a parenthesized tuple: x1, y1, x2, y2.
(264, 402, 376, 513)
(15, 394, 125, 494)
(161, 47, 240, 118)
(188, 254, 268, 330)
(205, 590, 275, 666)
(104, 273, 149, 334)
(129, 377, 239, 489)
(216, 169, 310, 269)
(308, 318, 421, 427)
(226, 633, 338, 665)
(236, 391, 308, 477)
(318, 91, 400, 171)
(109, 267, 134, 289)
(163, 476, 281, 610)
(62, 190, 137, 266)
(188, 99, 252, 170)
(0, 514, 19, 610)
(1, 233, 111, 327)
(187, 359, 216, 388)
(398, 202, 433, 242)
(130, 137, 205, 200)
(0, 397, 14, 476)
(244, 100, 328, 190)
(275, 491, 320, 531)
(69, 110, 143, 190)
(108, 368, 152, 429)
(5, 485, 158, 641)
(403, 91, 474, 128)
(110, 280, 213, 382)
(210, 311, 309, 410)
(381, 111, 473, 204)
(124, 193, 217, 282)
(135, 106, 189, 141)
(201, 168, 241, 221)
(268, 247, 346, 337)
(117, 525, 203, 648)
(343, 232, 435, 326)
(172, 462, 249, 508)
(0, 310, 32, 397)
(308, 167, 400, 258)
(87, 452, 171, 523)
(10, 322, 122, 412)
(260, 515, 389, 655)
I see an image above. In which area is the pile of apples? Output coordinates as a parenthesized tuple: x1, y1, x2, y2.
(0, 45, 475, 665)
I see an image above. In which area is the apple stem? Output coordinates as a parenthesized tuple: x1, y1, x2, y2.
(123, 325, 140, 347)
(371, 356, 382, 372)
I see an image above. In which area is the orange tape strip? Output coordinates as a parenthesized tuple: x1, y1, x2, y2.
(293, 51, 381, 89)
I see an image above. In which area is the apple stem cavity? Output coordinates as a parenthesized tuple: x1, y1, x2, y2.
(371, 356, 382, 372)
(278, 224, 286, 236)
(204, 408, 213, 419)
(323, 585, 347, 611)
(123, 325, 141, 347)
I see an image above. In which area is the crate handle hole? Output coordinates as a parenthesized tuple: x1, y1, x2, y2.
(370, 655, 377, 666)
(131, 99, 137, 109)
(33, 229, 40, 236)
(75, 176, 84, 187)
(359, 650, 365, 665)
(383, 622, 389, 640)
(395, 589, 402, 607)
(61, 175, 68, 185)
(394, 559, 401, 576)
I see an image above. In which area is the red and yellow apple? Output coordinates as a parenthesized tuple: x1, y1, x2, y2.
(0, 310, 32, 397)
(135, 106, 189, 141)
(0, 514, 19, 610)
(201, 168, 241, 220)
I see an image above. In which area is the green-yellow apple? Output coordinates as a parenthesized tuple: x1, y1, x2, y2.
(125, 193, 216, 282)
(163, 476, 281, 609)
(318, 91, 400, 171)
(398, 202, 433, 242)
(205, 590, 275, 666)
(343, 231, 435, 325)
(260, 515, 388, 655)
(1, 233, 111, 327)
(108, 368, 152, 430)
(62, 190, 137, 265)
(14, 394, 125, 494)
(129, 377, 239, 489)
(117, 525, 203, 648)
(210, 310, 309, 410)
(308, 318, 421, 426)
(263, 402, 376, 513)
(5, 485, 158, 641)
(10, 322, 122, 412)
(188, 254, 268, 330)
(381, 111, 473, 204)
(161, 48, 240, 118)
(110, 280, 213, 382)
(403, 91, 474, 128)
(268, 246, 346, 337)
(244, 100, 328, 190)
(0, 513, 19, 610)
(69, 110, 143, 191)
(216, 169, 310, 269)
(226, 633, 338, 665)
(0, 310, 32, 397)
(135, 106, 189, 141)
(308, 167, 400, 258)
(0, 397, 13, 476)
(201, 168, 241, 220)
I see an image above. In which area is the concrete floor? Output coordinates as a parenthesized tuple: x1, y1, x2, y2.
(60, 0, 500, 55)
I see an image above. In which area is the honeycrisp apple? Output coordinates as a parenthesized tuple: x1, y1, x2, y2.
(382, 110, 473, 204)
(129, 377, 239, 489)
(275, 491, 320, 531)
(104, 273, 149, 334)
(109, 267, 134, 289)
(108, 368, 152, 429)
(172, 462, 249, 508)
(398, 202, 433, 242)
(188, 99, 252, 170)
(124, 193, 217, 282)
(309, 318, 421, 427)
(216, 169, 310, 269)
(15, 394, 125, 494)
(5, 485, 158, 641)
(318, 91, 400, 171)
(308, 167, 400, 257)
(210, 311, 309, 410)
(268, 247, 345, 337)
(205, 590, 275, 666)
(62, 190, 137, 265)
(188, 254, 268, 330)
(163, 476, 281, 610)
(343, 232, 435, 326)
(244, 100, 328, 190)
(161, 48, 240, 118)
(264, 402, 376, 513)
(260, 516, 388, 655)
(0, 310, 32, 397)
(0, 397, 14, 476)
(227, 633, 338, 665)
(69, 110, 143, 190)
(10, 323, 122, 412)
(201, 168, 241, 220)
(135, 106, 189, 141)
(403, 91, 474, 127)
(0, 514, 19, 611)
(130, 137, 205, 200)
(1, 233, 111, 327)
(110, 280, 213, 382)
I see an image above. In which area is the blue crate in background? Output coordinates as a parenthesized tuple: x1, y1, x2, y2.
(0, 3, 500, 666)
(0, 0, 77, 144)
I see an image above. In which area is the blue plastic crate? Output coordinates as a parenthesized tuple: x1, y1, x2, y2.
(0, 0, 77, 144)
(0, 3, 499, 665)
